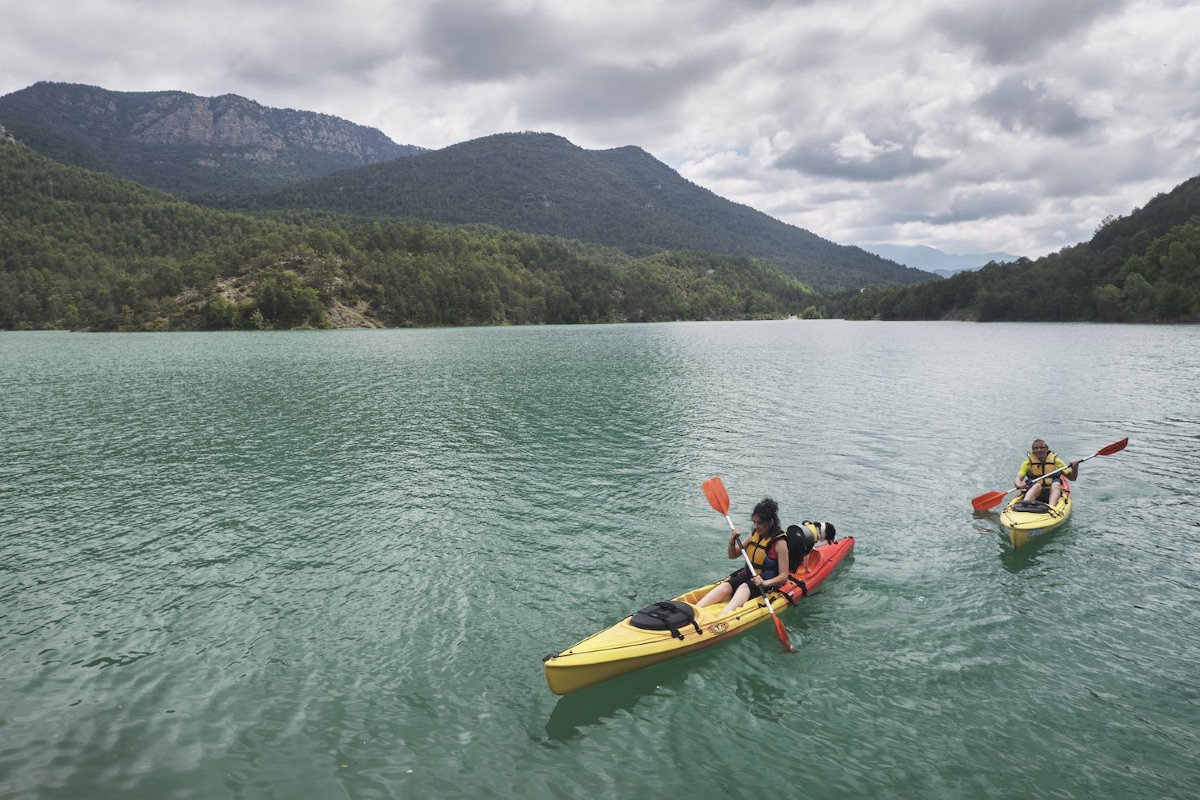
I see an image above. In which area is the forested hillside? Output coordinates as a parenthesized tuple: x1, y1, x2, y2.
(7, 79, 1195, 328)
(0, 138, 823, 331)
(838, 175, 1200, 323)
(1, 83, 934, 293)
(224, 131, 933, 291)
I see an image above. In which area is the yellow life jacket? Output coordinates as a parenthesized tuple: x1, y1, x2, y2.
(743, 529, 784, 576)
(1027, 451, 1061, 487)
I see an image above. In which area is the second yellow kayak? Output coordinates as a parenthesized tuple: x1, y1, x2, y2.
(1000, 478, 1072, 548)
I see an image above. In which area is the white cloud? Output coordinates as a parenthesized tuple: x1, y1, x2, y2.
(2, 0, 1198, 259)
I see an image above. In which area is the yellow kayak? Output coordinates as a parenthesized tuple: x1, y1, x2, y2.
(543, 535, 854, 695)
(1000, 478, 1072, 548)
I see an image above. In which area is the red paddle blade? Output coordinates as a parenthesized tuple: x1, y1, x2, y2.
(702, 476, 730, 516)
(772, 616, 796, 653)
(1097, 437, 1129, 456)
(971, 490, 1010, 512)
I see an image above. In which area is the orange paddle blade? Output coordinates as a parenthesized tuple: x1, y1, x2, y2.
(702, 476, 730, 516)
(971, 490, 1012, 512)
(772, 616, 796, 653)
(1097, 437, 1128, 456)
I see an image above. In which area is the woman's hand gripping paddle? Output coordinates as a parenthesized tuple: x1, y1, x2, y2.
(702, 476, 796, 653)
(970, 437, 1129, 512)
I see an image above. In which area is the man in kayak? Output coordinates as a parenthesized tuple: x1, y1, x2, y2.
(696, 497, 791, 614)
(1015, 439, 1080, 507)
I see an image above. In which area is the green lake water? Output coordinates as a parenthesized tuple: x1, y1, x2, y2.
(1, 321, 1197, 799)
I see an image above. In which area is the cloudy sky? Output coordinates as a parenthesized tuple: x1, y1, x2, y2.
(3, 0, 1199, 259)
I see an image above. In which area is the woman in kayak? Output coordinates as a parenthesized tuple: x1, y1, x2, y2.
(696, 497, 791, 614)
(1016, 439, 1080, 506)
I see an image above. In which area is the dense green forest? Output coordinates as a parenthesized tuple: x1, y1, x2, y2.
(837, 175, 1200, 322)
(0, 138, 823, 331)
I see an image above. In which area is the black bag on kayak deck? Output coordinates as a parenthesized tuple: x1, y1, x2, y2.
(630, 601, 702, 640)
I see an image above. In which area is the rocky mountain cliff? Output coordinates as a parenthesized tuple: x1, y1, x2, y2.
(0, 82, 424, 196)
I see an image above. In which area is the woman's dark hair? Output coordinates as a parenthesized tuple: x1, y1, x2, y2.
(753, 497, 783, 536)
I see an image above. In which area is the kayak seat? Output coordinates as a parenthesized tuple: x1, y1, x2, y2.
(629, 601, 702, 640)
(803, 546, 829, 573)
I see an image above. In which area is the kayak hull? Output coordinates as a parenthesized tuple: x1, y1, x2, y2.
(543, 536, 854, 695)
(1000, 479, 1072, 548)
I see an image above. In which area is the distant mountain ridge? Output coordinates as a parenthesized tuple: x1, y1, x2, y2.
(860, 243, 1020, 276)
(231, 131, 935, 290)
(0, 82, 424, 196)
(0, 82, 935, 290)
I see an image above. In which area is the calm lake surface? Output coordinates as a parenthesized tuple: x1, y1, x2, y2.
(2, 321, 1197, 800)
